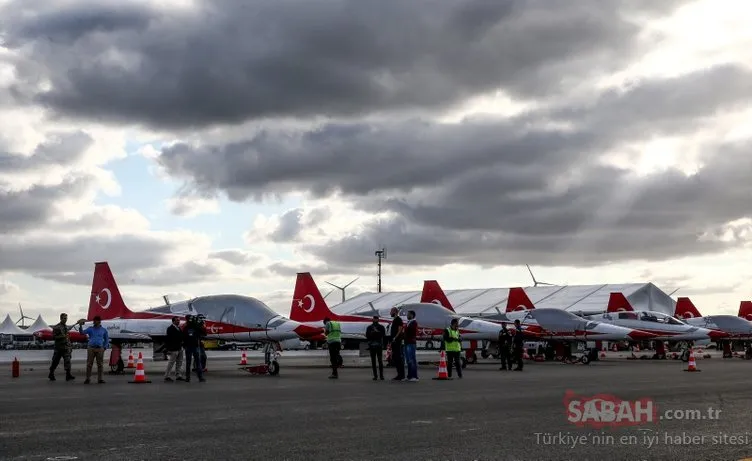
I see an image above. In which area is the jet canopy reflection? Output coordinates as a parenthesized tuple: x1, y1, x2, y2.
(149, 295, 282, 329)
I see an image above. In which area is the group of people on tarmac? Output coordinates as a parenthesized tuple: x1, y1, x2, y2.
(47, 312, 209, 383)
(497, 319, 526, 371)
(163, 314, 208, 382)
(322, 308, 527, 380)
(49, 308, 526, 382)
(48, 313, 110, 384)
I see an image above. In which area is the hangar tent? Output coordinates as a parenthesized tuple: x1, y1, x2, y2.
(330, 283, 677, 318)
(24, 315, 50, 334)
(0, 314, 30, 336)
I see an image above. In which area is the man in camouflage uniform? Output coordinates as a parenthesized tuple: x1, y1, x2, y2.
(48, 313, 84, 381)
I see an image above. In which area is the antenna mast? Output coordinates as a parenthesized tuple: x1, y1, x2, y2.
(375, 247, 387, 293)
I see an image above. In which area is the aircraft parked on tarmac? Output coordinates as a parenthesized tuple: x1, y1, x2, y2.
(585, 292, 725, 342)
(420, 281, 657, 363)
(674, 297, 752, 339)
(39, 262, 322, 373)
(289, 272, 508, 352)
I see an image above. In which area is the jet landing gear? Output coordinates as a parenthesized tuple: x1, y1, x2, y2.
(109, 344, 125, 374)
(240, 341, 281, 376)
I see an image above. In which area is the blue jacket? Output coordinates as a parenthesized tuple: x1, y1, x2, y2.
(81, 325, 109, 349)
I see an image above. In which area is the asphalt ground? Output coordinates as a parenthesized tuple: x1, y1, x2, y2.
(1, 353, 752, 461)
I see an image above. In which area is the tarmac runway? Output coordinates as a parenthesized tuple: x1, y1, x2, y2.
(1, 354, 752, 461)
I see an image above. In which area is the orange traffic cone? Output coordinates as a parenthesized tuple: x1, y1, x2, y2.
(128, 352, 152, 383)
(684, 348, 700, 372)
(432, 350, 451, 380)
(126, 349, 134, 368)
(238, 349, 247, 365)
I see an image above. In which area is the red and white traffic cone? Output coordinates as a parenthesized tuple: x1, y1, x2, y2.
(238, 349, 247, 366)
(684, 348, 700, 372)
(126, 349, 134, 368)
(128, 352, 152, 383)
(432, 351, 450, 380)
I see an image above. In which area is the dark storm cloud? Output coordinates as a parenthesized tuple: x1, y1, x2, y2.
(5, 237, 224, 286)
(159, 119, 598, 200)
(0, 131, 92, 173)
(303, 143, 752, 267)
(158, 63, 752, 201)
(269, 209, 304, 243)
(0, 0, 686, 128)
(0, 177, 92, 233)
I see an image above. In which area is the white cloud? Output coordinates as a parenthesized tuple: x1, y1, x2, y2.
(166, 195, 220, 217)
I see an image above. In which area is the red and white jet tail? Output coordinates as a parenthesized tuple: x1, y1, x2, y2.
(506, 287, 535, 312)
(738, 301, 752, 321)
(290, 272, 339, 323)
(675, 297, 703, 319)
(88, 261, 133, 320)
(606, 292, 634, 313)
(420, 280, 455, 312)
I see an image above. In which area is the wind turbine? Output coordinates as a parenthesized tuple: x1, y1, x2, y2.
(326, 277, 360, 303)
(15, 303, 32, 327)
(526, 264, 556, 287)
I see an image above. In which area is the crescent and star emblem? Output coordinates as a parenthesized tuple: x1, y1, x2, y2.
(296, 294, 315, 313)
(94, 288, 112, 309)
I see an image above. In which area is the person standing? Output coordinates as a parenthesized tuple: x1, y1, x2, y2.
(48, 313, 85, 381)
(389, 307, 404, 381)
(324, 317, 342, 379)
(164, 316, 184, 382)
(405, 310, 419, 381)
(78, 316, 109, 384)
(443, 318, 463, 379)
(182, 315, 206, 382)
(365, 316, 386, 380)
(498, 322, 512, 370)
(512, 319, 525, 371)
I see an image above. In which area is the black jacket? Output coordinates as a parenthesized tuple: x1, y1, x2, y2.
(182, 322, 205, 348)
(389, 316, 403, 345)
(165, 324, 183, 351)
(366, 323, 386, 348)
(513, 327, 525, 347)
(498, 328, 511, 347)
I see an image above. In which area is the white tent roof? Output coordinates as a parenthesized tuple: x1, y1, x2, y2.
(24, 315, 49, 333)
(0, 314, 30, 335)
(330, 283, 677, 317)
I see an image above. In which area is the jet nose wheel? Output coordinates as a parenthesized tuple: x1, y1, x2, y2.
(268, 360, 280, 376)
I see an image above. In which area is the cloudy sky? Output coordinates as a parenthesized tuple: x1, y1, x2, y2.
(0, 0, 750, 324)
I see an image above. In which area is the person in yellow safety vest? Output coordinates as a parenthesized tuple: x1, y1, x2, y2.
(324, 317, 342, 379)
(443, 318, 463, 379)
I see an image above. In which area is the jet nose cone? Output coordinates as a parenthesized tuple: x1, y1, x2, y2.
(707, 329, 728, 340)
(628, 330, 657, 340)
(294, 324, 324, 339)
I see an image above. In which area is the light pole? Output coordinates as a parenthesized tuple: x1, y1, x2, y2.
(375, 248, 387, 293)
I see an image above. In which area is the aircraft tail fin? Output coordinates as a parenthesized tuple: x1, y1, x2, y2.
(420, 280, 455, 312)
(675, 297, 702, 319)
(506, 287, 535, 312)
(291, 272, 338, 323)
(739, 301, 752, 320)
(607, 292, 634, 313)
(88, 262, 132, 320)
